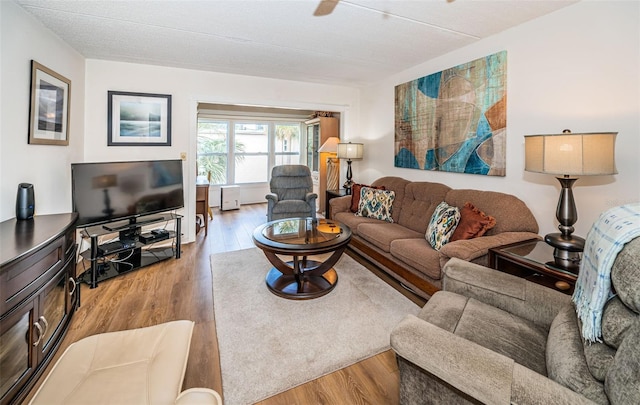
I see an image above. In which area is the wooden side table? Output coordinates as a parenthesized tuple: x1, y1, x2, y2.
(196, 177, 210, 236)
(325, 189, 348, 219)
(489, 239, 578, 295)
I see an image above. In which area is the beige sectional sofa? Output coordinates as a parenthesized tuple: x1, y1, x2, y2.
(330, 176, 540, 299)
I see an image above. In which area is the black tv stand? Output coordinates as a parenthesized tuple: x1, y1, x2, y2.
(79, 213, 182, 288)
(102, 215, 166, 232)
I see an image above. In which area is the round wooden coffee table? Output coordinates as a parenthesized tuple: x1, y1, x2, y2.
(253, 218, 352, 300)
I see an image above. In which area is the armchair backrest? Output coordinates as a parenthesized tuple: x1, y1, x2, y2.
(587, 236, 640, 403)
(269, 165, 313, 201)
(546, 236, 640, 404)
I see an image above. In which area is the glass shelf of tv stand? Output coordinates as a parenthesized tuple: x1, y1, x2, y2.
(78, 213, 182, 288)
(80, 213, 182, 238)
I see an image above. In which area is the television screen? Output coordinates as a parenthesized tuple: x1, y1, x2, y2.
(71, 159, 184, 227)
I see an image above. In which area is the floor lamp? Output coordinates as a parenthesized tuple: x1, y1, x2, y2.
(337, 142, 364, 194)
(318, 137, 340, 191)
(524, 130, 617, 272)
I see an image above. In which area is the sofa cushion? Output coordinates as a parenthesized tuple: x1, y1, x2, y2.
(390, 238, 442, 280)
(546, 304, 608, 404)
(423, 292, 548, 376)
(356, 187, 395, 222)
(332, 211, 379, 236)
(370, 177, 410, 224)
(271, 200, 312, 215)
(605, 321, 640, 404)
(450, 202, 496, 242)
(396, 181, 451, 233)
(350, 183, 385, 213)
(601, 296, 638, 349)
(583, 340, 616, 382)
(358, 223, 423, 252)
(445, 189, 538, 235)
(426, 202, 460, 250)
(611, 237, 640, 314)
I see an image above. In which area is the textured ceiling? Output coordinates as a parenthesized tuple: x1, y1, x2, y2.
(16, 0, 577, 87)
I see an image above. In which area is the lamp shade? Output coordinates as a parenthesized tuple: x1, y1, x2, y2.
(337, 142, 364, 160)
(318, 137, 340, 153)
(524, 132, 617, 176)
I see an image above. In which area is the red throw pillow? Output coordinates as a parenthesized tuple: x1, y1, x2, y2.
(350, 184, 386, 213)
(450, 202, 496, 242)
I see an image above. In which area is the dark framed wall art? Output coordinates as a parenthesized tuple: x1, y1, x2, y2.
(108, 91, 172, 146)
(29, 61, 71, 146)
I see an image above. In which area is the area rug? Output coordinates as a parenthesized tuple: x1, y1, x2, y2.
(211, 247, 420, 405)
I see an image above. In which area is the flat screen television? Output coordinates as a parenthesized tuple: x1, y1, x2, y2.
(71, 159, 184, 229)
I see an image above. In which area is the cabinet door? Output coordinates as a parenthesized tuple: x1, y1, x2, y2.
(37, 264, 72, 360)
(306, 124, 319, 172)
(0, 300, 37, 404)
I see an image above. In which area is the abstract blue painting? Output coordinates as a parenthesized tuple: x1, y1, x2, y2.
(394, 51, 507, 176)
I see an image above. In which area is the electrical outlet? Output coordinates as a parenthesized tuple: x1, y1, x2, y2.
(180, 152, 187, 161)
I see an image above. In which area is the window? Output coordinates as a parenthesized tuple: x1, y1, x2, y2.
(197, 117, 302, 185)
(275, 123, 301, 166)
(197, 119, 228, 185)
(234, 123, 268, 183)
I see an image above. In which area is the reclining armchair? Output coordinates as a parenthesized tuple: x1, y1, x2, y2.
(266, 165, 317, 222)
(391, 236, 640, 404)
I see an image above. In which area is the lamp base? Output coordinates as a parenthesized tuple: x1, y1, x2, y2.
(343, 180, 353, 194)
(544, 233, 585, 273)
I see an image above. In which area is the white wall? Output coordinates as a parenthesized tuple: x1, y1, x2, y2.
(84, 60, 360, 242)
(358, 1, 640, 238)
(0, 1, 85, 221)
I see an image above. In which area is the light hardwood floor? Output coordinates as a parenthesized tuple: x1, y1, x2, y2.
(26, 203, 419, 404)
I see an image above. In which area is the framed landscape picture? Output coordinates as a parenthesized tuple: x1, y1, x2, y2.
(108, 91, 172, 146)
(29, 61, 71, 146)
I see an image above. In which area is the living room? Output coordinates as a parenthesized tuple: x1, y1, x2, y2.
(1, 1, 639, 404)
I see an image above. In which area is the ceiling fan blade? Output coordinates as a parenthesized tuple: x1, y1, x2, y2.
(314, 0, 339, 16)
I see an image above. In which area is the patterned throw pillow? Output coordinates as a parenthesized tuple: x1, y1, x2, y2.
(356, 187, 395, 223)
(426, 202, 461, 250)
(350, 183, 386, 213)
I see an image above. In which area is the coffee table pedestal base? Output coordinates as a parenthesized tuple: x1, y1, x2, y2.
(265, 260, 338, 300)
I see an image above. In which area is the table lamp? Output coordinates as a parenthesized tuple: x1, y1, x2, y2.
(524, 130, 617, 271)
(337, 142, 364, 193)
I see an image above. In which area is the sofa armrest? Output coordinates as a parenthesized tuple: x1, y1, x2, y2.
(391, 315, 594, 405)
(391, 314, 513, 404)
(329, 195, 352, 214)
(442, 258, 570, 328)
(438, 232, 541, 262)
(175, 388, 223, 405)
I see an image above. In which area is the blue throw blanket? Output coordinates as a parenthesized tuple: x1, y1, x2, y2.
(572, 203, 640, 343)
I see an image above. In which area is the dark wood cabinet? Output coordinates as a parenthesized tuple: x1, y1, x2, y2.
(0, 213, 78, 405)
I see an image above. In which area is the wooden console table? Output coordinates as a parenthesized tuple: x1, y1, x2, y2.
(0, 213, 78, 405)
(196, 177, 210, 236)
(489, 239, 578, 295)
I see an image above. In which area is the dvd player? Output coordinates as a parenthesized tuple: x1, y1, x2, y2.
(97, 239, 136, 255)
(139, 231, 170, 244)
